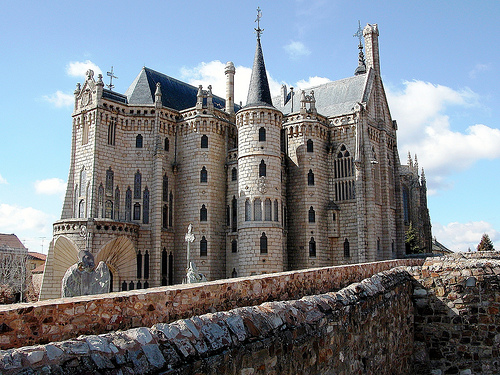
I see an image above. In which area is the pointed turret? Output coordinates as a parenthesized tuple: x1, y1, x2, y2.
(245, 32, 273, 107)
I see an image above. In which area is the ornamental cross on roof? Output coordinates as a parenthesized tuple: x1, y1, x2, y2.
(353, 20, 363, 46)
(255, 7, 263, 39)
(106, 66, 118, 91)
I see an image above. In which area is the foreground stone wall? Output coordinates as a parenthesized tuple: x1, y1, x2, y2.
(0, 267, 416, 374)
(0, 259, 422, 350)
(412, 252, 500, 375)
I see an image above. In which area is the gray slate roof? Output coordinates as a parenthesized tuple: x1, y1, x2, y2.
(272, 70, 373, 118)
(125, 67, 238, 112)
(245, 38, 274, 108)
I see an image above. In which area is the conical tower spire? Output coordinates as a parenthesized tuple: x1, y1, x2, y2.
(245, 7, 273, 108)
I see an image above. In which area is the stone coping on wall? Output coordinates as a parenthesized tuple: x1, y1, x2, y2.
(0, 267, 416, 374)
(0, 258, 424, 350)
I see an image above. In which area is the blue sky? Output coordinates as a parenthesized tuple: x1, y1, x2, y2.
(0, 0, 499, 253)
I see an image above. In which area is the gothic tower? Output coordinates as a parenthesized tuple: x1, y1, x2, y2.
(234, 26, 284, 276)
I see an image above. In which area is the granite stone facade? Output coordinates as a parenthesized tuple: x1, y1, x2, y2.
(40, 23, 431, 300)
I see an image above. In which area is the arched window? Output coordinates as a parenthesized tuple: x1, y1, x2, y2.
(200, 236, 207, 256)
(309, 237, 316, 257)
(232, 196, 237, 232)
(245, 199, 251, 221)
(162, 204, 168, 228)
(162, 175, 168, 202)
(134, 170, 141, 199)
(274, 199, 279, 221)
(78, 199, 85, 218)
(133, 202, 141, 220)
(259, 127, 266, 141)
(161, 248, 168, 282)
(164, 137, 169, 151)
(334, 144, 355, 201)
(105, 200, 113, 219)
(231, 167, 237, 181)
(136, 251, 143, 279)
(125, 187, 132, 221)
(169, 192, 173, 227)
(200, 204, 207, 221)
(201, 134, 208, 148)
(79, 168, 86, 197)
(308, 206, 316, 223)
(232, 239, 237, 253)
(144, 251, 149, 279)
(254, 198, 262, 221)
(308, 169, 315, 186)
(136, 134, 143, 148)
(107, 118, 116, 145)
(265, 199, 272, 221)
(143, 187, 149, 224)
(260, 232, 268, 254)
(98, 184, 104, 218)
(259, 160, 266, 177)
(114, 187, 120, 220)
(200, 166, 208, 183)
(231, 268, 238, 278)
(307, 139, 314, 152)
(344, 238, 350, 258)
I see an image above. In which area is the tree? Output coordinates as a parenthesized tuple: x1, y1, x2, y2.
(0, 249, 28, 303)
(405, 222, 423, 254)
(477, 233, 495, 252)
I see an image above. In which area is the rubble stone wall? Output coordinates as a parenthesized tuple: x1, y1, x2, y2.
(0, 267, 416, 374)
(0, 259, 422, 350)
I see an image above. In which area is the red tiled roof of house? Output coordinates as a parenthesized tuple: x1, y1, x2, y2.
(0, 233, 27, 250)
(28, 252, 47, 261)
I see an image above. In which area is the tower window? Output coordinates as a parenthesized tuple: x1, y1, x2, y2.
(259, 160, 266, 177)
(201, 134, 208, 148)
(265, 199, 272, 221)
(308, 169, 315, 186)
(200, 166, 208, 183)
(232, 239, 237, 253)
(200, 204, 207, 222)
(254, 198, 262, 221)
(245, 199, 251, 221)
(308, 206, 316, 223)
(133, 203, 141, 221)
(260, 232, 268, 254)
(143, 187, 149, 224)
(200, 236, 207, 256)
(125, 187, 132, 221)
(231, 167, 237, 181)
(165, 137, 170, 151)
(136, 134, 143, 148)
(134, 170, 142, 199)
(307, 139, 314, 152)
(309, 237, 316, 257)
(259, 127, 266, 141)
(344, 238, 350, 258)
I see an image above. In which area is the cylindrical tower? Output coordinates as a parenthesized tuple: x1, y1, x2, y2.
(234, 32, 284, 277)
(224, 61, 235, 115)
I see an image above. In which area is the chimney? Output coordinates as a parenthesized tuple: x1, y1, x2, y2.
(363, 24, 380, 76)
(224, 61, 235, 114)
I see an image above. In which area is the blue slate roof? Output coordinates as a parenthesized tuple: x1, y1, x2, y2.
(245, 38, 274, 108)
(125, 67, 238, 112)
(102, 89, 128, 104)
(272, 70, 373, 118)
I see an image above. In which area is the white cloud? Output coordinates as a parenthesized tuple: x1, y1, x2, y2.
(296, 76, 331, 89)
(42, 90, 74, 108)
(0, 204, 52, 234)
(469, 63, 491, 79)
(0, 173, 7, 184)
(66, 60, 102, 78)
(35, 178, 67, 197)
(433, 221, 499, 253)
(180, 60, 283, 107)
(387, 80, 500, 192)
(284, 41, 311, 60)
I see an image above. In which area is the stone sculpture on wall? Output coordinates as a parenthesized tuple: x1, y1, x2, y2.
(61, 250, 110, 297)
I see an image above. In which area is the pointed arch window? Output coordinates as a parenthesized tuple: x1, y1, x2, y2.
(107, 117, 116, 145)
(144, 251, 150, 279)
(200, 236, 208, 256)
(260, 232, 268, 254)
(162, 175, 168, 202)
(106, 167, 114, 195)
(344, 238, 350, 258)
(232, 239, 237, 253)
(254, 198, 262, 221)
(114, 187, 120, 220)
(133, 203, 141, 221)
(143, 187, 149, 224)
(134, 170, 142, 199)
(162, 204, 168, 228)
(78, 199, 85, 218)
(334, 144, 355, 201)
(200, 204, 207, 221)
(259, 160, 266, 177)
(136, 251, 143, 279)
(259, 127, 266, 141)
(232, 196, 237, 232)
(79, 168, 86, 196)
(245, 199, 251, 221)
(264, 199, 272, 221)
(136, 134, 143, 148)
(105, 200, 113, 219)
(164, 137, 170, 151)
(309, 237, 316, 257)
(200, 166, 208, 183)
(231, 268, 238, 278)
(308, 206, 316, 223)
(274, 199, 279, 222)
(231, 167, 237, 181)
(125, 187, 132, 221)
(308, 169, 315, 186)
(201, 134, 208, 148)
(307, 139, 314, 152)
(98, 184, 104, 218)
(161, 248, 168, 283)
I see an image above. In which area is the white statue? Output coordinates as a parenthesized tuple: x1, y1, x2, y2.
(61, 250, 110, 297)
(184, 224, 206, 284)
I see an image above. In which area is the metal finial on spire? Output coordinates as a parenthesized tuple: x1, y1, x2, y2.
(106, 66, 118, 91)
(353, 20, 363, 46)
(255, 7, 264, 39)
